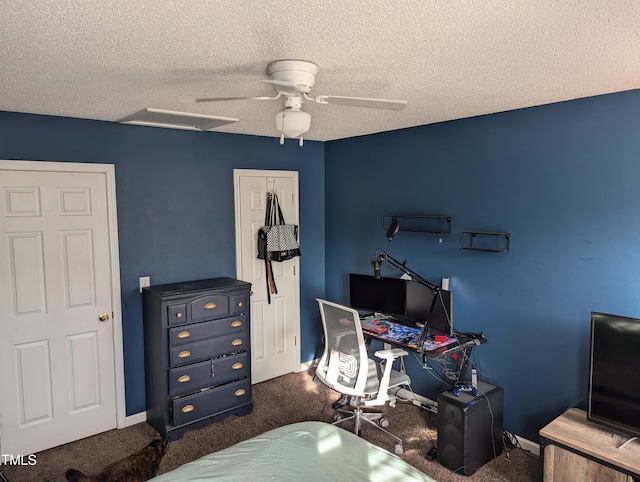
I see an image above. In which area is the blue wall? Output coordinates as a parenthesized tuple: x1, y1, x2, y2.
(3, 88, 640, 442)
(0, 111, 326, 416)
(324, 89, 640, 441)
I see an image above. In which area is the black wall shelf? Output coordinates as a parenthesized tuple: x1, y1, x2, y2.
(462, 231, 510, 252)
(383, 215, 452, 234)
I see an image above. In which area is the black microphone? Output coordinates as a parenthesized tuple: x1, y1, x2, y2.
(373, 258, 381, 279)
(371, 250, 382, 279)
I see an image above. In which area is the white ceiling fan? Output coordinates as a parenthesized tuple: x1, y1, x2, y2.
(187, 60, 407, 146)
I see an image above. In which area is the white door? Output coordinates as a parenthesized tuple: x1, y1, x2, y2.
(234, 170, 300, 384)
(0, 166, 119, 455)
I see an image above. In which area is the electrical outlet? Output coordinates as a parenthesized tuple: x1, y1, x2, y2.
(139, 276, 150, 293)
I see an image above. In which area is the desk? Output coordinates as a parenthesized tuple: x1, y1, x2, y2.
(360, 315, 486, 378)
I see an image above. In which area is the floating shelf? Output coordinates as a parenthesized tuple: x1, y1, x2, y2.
(462, 231, 510, 252)
(383, 215, 451, 234)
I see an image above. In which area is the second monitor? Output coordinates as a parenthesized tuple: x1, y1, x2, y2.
(349, 273, 453, 336)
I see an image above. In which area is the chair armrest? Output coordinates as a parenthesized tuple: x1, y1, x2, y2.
(374, 348, 408, 360)
(364, 349, 410, 407)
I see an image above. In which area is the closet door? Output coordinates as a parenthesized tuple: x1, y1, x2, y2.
(234, 169, 300, 383)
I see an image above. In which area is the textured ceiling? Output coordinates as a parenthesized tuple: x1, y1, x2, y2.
(1, 1, 639, 141)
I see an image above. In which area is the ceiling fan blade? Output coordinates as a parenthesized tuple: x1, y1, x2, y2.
(181, 95, 276, 103)
(314, 95, 407, 110)
(191, 96, 253, 103)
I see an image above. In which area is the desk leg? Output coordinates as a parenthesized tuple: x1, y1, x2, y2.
(423, 346, 476, 382)
(459, 347, 474, 380)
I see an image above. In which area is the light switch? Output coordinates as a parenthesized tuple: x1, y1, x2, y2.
(139, 276, 150, 293)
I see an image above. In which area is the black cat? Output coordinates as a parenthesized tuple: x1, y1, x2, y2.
(65, 437, 167, 482)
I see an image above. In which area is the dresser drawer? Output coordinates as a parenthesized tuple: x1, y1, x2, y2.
(167, 304, 187, 325)
(189, 294, 230, 322)
(172, 379, 252, 426)
(169, 315, 247, 347)
(169, 332, 248, 367)
(230, 293, 248, 315)
(169, 352, 249, 396)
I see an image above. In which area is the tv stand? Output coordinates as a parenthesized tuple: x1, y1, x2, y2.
(539, 408, 640, 481)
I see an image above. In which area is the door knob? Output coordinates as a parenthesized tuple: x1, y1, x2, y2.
(99, 312, 110, 322)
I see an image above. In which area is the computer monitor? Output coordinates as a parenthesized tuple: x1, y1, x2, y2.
(425, 289, 453, 337)
(349, 273, 407, 317)
(349, 273, 453, 336)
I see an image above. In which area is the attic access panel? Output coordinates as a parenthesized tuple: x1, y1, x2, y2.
(119, 108, 239, 131)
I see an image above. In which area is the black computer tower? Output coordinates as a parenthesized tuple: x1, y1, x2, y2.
(437, 381, 503, 476)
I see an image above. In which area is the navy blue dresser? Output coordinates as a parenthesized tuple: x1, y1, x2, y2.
(142, 277, 253, 440)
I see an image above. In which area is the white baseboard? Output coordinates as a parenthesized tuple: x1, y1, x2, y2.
(514, 435, 540, 456)
(299, 358, 318, 372)
(394, 388, 540, 455)
(124, 411, 147, 427)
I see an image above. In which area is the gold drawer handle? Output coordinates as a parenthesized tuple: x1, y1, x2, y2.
(181, 405, 194, 413)
(178, 375, 191, 383)
(232, 362, 243, 370)
(178, 350, 191, 358)
(231, 320, 243, 328)
(237, 301, 244, 308)
(204, 302, 217, 309)
(176, 312, 183, 319)
(177, 331, 190, 339)
(231, 339, 243, 346)
(234, 389, 246, 397)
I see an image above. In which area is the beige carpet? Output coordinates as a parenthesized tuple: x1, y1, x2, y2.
(1, 369, 540, 481)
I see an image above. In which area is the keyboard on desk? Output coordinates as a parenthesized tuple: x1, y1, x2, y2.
(361, 319, 388, 335)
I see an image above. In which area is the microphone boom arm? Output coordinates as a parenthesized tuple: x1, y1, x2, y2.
(375, 250, 453, 350)
(377, 251, 440, 293)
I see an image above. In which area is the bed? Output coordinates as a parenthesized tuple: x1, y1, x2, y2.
(150, 421, 436, 481)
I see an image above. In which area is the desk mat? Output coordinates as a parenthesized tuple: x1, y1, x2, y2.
(361, 316, 457, 352)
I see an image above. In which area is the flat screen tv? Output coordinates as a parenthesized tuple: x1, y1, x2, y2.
(588, 311, 640, 436)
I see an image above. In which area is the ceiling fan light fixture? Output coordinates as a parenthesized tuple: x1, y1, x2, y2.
(274, 109, 311, 139)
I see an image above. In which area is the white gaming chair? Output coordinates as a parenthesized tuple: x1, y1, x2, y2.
(315, 298, 411, 454)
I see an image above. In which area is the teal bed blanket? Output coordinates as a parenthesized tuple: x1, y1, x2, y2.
(150, 421, 436, 481)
